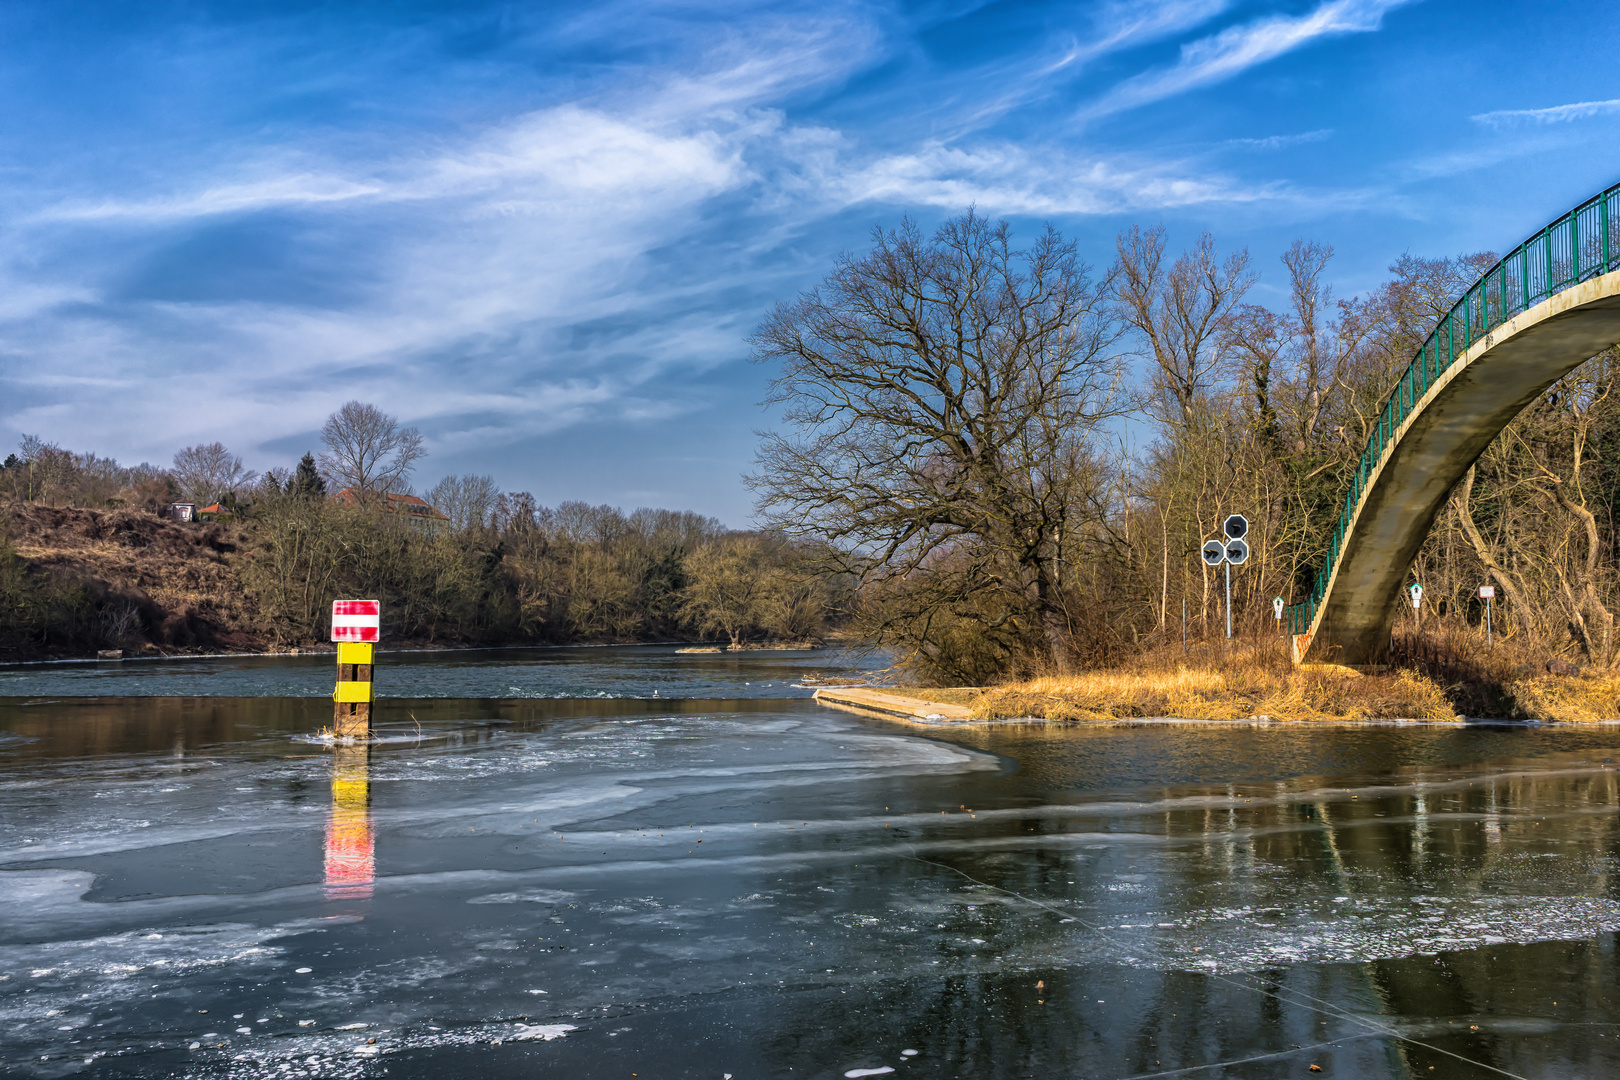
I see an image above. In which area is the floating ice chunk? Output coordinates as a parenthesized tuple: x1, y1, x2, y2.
(298, 1020, 315, 1027)
(188, 1043, 199, 1050)
(527, 989, 548, 995)
(969, 938, 986, 944)
(512, 1023, 577, 1041)
(295, 967, 312, 974)
(901, 1049, 920, 1056)
(336, 1023, 368, 1031)
(845, 1069, 895, 1078)
(235, 1027, 251, 1034)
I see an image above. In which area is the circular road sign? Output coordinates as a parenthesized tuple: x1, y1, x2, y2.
(1222, 514, 1249, 541)
(1224, 538, 1250, 565)
(1201, 539, 1227, 566)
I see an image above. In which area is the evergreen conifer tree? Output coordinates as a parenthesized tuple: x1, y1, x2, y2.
(290, 452, 327, 499)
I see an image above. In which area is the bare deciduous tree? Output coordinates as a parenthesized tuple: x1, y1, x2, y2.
(171, 442, 257, 506)
(428, 474, 500, 533)
(680, 535, 773, 649)
(1114, 227, 1254, 428)
(749, 211, 1124, 676)
(319, 401, 425, 499)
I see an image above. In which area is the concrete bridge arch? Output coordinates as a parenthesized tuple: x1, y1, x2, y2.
(1291, 185, 1620, 665)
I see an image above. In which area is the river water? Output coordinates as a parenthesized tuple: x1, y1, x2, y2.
(4, 645, 1620, 1078)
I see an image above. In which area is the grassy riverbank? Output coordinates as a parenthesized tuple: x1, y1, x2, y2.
(898, 639, 1620, 723)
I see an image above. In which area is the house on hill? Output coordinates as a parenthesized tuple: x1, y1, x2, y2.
(329, 489, 451, 535)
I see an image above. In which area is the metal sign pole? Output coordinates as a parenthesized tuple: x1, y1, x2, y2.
(1487, 597, 1493, 647)
(1225, 560, 1232, 640)
(1181, 597, 1186, 653)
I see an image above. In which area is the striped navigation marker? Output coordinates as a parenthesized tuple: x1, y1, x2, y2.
(331, 599, 381, 642)
(331, 600, 379, 739)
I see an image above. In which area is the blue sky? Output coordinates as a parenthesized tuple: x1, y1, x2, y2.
(2, 0, 1618, 524)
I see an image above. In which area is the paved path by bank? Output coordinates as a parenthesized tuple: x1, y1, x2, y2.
(812, 687, 973, 722)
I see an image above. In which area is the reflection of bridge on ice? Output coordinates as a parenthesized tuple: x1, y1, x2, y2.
(1290, 182, 1620, 665)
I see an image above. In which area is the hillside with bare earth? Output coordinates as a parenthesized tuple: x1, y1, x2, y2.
(1, 503, 268, 661)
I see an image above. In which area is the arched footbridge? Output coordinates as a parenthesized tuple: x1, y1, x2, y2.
(1289, 181, 1620, 665)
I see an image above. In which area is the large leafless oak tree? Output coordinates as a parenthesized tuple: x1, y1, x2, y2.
(748, 212, 1124, 678)
(319, 401, 425, 499)
(171, 442, 257, 506)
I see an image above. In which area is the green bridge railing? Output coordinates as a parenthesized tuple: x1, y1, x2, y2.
(1286, 180, 1620, 639)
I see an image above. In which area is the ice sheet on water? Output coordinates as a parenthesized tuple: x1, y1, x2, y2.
(0, 868, 96, 915)
(467, 888, 578, 905)
(1097, 893, 1620, 973)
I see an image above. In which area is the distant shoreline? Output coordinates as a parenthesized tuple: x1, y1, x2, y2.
(0, 639, 834, 669)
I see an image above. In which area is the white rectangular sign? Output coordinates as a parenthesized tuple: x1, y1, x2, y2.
(1479, 585, 1496, 600)
(331, 600, 381, 643)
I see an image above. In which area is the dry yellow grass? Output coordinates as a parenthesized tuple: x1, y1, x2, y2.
(901, 632, 1620, 724)
(906, 642, 1620, 723)
(1502, 675, 1620, 723)
(906, 641, 1464, 722)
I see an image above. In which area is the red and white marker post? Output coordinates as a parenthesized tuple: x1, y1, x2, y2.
(331, 601, 380, 739)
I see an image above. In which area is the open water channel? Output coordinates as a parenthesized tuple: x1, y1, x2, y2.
(4, 645, 1620, 1078)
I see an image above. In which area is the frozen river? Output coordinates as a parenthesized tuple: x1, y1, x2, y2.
(4, 645, 1620, 1077)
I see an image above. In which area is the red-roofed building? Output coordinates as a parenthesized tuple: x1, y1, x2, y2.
(330, 489, 451, 535)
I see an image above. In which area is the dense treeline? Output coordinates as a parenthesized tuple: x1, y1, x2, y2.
(241, 489, 835, 646)
(0, 421, 838, 655)
(753, 213, 1620, 683)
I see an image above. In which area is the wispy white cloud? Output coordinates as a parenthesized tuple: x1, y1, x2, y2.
(1472, 99, 1620, 127)
(830, 140, 1291, 216)
(40, 173, 386, 223)
(956, 0, 1229, 130)
(1225, 129, 1333, 150)
(1082, 0, 1414, 121)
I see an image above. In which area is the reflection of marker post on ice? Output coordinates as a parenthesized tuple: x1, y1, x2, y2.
(324, 743, 374, 900)
(331, 600, 379, 740)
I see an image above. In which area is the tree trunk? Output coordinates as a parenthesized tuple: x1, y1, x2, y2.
(1457, 465, 1535, 636)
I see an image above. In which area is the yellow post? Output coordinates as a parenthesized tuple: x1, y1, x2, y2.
(333, 641, 374, 739)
